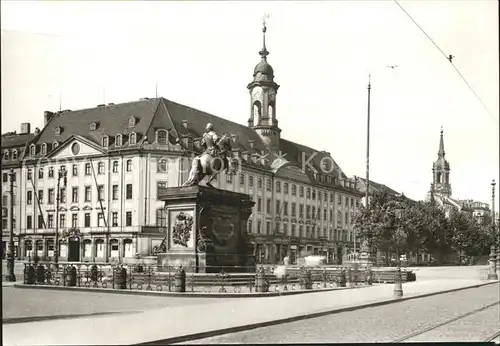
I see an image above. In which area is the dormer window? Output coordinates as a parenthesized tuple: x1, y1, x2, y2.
(54, 126, 63, 135)
(157, 130, 168, 145)
(41, 143, 47, 155)
(30, 144, 36, 156)
(12, 150, 18, 160)
(129, 132, 137, 145)
(3, 151, 9, 160)
(128, 116, 137, 128)
(115, 134, 123, 147)
(90, 122, 99, 131)
(102, 136, 109, 147)
(53, 141, 59, 149)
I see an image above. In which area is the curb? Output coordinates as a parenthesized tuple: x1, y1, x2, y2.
(11, 283, 368, 298)
(136, 280, 500, 345)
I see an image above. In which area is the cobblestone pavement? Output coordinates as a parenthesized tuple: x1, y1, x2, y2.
(2, 287, 225, 320)
(185, 283, 500, 344)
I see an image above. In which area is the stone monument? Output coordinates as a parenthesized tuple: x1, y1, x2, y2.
(357, 239, 373, 268)
(156, 185, 255, 273)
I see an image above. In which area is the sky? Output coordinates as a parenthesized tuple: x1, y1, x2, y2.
(1, 0, 499, 207)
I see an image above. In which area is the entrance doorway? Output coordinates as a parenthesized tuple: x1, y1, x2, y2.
(68, 238, 80, 262)
(337, 247, 343, 265)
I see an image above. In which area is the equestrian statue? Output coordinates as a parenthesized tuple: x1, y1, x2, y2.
(181, 123, 235, 188)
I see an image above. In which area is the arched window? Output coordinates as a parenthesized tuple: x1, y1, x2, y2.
(123, 239, 134, 258)
(102, 136, 109, 147)
(83, 239, 92, 258)
(3, 151, 9, 160)
(129, 133, 137, 145)
(95, 239, 105, 258)
(12, 150, 18, 160)
(112, 161, 119, 173)
(157, 130, 168, 145)
(268, 103, 274, 118)
(128, 117, 136, 128)
(126, 159, 132, 172)
(25, 240, 33, 257)
(30, 145, 36, 156)
(253, 101, 262, 121)
(38, 168, 44, 179)
(53, 141, 59, 149)
(98, 162, 105, 174)
(46, 239, 55, 257)
(115, 135, 123, 147)
(156, 208, 167, 227)
(41, 143, 47, 155)
(110, 239, 119, 258)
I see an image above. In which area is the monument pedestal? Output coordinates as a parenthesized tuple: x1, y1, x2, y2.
(157, 186, 256, 273)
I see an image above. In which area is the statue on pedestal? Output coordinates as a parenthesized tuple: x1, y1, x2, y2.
(182, 123, 236, 188)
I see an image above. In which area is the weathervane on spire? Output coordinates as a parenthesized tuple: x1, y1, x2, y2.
(260, 13, 270, 58)
(262, 13, 269, 31)
(441, 126, 443, 134)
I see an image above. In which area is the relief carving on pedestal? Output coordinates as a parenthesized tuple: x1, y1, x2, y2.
(172, 212, 194, 248)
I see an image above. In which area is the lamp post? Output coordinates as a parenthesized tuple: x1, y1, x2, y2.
(393, 205, 405, 298)
(54, 168, 67, 265)
(5, 169, 17, 282)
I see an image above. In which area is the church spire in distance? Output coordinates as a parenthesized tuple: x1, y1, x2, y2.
(438, 126, 445, 158)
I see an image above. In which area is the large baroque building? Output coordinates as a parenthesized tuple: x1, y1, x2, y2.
(1, 24, 363, 265)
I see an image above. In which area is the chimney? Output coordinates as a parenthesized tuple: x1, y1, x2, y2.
(44, 111, 54, 125)
(20, 123, 31, 134)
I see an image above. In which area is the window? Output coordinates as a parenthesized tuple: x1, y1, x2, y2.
(2, 173, 7, 183)
(226, 173, 232, 183)
(72, 214, 78, 228)
(2, 219, 7, 230)
(324, 208, 327, 221)
(257, 221, 262, 234)
(351, 198, 354, 207)
(27, 191, 33, 205)
(12, 219, 16, 230)
(59, 214, 66, 228)
(291, 202, 296, 217)
(299, 204, 304, 218)
(48, 189, 55, 204)
(299, 225, 304, 238)
(110, 239, 119, 258)
(299, 186, 304, 197)
(85, 186, 91, 202)
(312, 206, 316, 219)
(126, 160, 132, 172)
(12, 150, 18, 160)
(306, 206, 311, 219)
(102, 136, 109, 147)
(312, 190, 316, 200)
(330, 193, 334, 202)
(157, 130, 167, 145)
(26, 215, 32, 229)
(284, 183, 289, 194)
(96, 239, 105, 258)
(266, 199, 271, 214)
(72, 187, 78, 203)
(276, 181, 281, 193)
(239, 174, 245, 185)
(292, 224, 296, 237)
(249, 176, 254, 187)
(38, 215, 44, 228)
(112, 185, 118, 200)
(60, 188, 66, 203)
(27, 169, 32, 181)
(157, 181, 167, 199)
(84, 213, 91, 227)
(47, 214, 54, 228)
(248, 219, 253, 233)
(156, 209, 167, 227)
(126, 184, 132, 199)
(83, 239, 92, 258)
(291, 184, 296, 195)
(85, 163, 91, 175)
(283, 202, 289, 216)
(72, 164, 78, 176)
(266, 179, 271, 191)
(112, 161, 119, 173)
(124, 239, 134, 258)
(157, 158, 167, 173)
(338, 195, 341, 204)
(3, 151, 9, 160)
(115, 135, 123, 147)
(276, 200, 281, 214)
(48, 167, 54, 178)
(126, 211, 132, 226)
(112, 212, 118, 227)
(98, 162, 105, 174)
(257, 198, 262, 212)
(98, 185, 105, 201)
(266, 221, 271, 234)
(98, 213, 105, 227)
(306, 188, 311, 199)
(129, 133, 137, 145)
(30, 145, 35, 156)
(258, 178, 263, 189)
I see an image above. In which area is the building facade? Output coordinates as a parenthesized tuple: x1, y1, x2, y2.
(1, 24, 363, 265)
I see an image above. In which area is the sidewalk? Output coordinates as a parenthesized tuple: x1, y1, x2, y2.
(3, 278, 497, 346)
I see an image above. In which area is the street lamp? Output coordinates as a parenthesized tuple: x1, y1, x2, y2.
(54, 167, 67, 265)
(393, 204, 405, 298)
(5, 169, 17, 282)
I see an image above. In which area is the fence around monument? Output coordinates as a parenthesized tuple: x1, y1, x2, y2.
(20, 262, 416, 294)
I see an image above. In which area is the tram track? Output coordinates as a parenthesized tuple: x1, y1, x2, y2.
(391, 301, 500, 343)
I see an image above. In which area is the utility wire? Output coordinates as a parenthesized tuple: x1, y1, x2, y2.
(394, 0, 499, 125)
